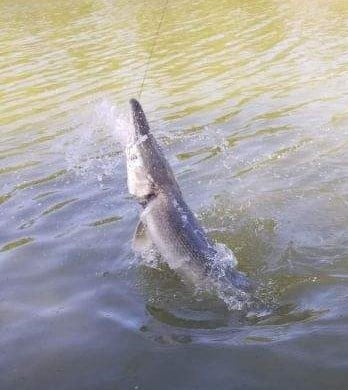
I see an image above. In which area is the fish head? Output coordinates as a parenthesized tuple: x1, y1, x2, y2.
(126, 98, 181, 204)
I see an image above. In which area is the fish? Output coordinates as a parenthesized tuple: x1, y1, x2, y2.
(125, 98, 251, 294)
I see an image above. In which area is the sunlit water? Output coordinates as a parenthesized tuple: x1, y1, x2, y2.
(1, 0, 348, 389)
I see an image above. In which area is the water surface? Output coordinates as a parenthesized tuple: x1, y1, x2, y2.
(1, 0, 348, 389)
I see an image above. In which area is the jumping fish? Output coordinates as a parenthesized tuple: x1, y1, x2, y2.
(125, 98, 250, 293)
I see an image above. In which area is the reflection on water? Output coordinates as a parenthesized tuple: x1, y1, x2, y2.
(1, 0, 348, 389)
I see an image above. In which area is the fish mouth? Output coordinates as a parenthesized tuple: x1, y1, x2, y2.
(130, 98, 150, 137)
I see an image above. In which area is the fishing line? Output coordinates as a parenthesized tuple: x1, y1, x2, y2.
(137, 0, 169, 99)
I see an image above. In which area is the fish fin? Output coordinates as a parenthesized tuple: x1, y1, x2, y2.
(133, 219, 152, 252)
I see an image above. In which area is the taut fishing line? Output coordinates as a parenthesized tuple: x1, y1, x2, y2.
(137, 0, 170, 99)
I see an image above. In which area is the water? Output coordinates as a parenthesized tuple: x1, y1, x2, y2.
(1, 0, 348, 388)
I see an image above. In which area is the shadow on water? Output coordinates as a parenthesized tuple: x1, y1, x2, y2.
(138, 263, 231, 330)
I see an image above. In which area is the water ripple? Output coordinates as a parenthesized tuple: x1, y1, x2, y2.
(1, 1, 348, 388)
(0, 237, 34, 253)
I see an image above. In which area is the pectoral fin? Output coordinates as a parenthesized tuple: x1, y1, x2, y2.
(133, 219, 152, 252)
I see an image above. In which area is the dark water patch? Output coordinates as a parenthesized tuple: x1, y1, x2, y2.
(89, 215, 122, 227)
(146, 305, 229, 330)
(33, 190, 59, 200)
(0, 193, 11, 205)
(41, 198, 77, 216)
(0, 237, 34, 252)
(177, 145, 222, 163)
(0, 161, 40, 175)
(15, 169, 67, 191)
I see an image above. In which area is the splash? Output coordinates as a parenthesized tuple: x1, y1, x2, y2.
(55, 99, 252, 310)
(210, 242, 238, 271)
(205, 243, 252, 310)
(56, 99, 132, 180)
(140, 238, 253, 311)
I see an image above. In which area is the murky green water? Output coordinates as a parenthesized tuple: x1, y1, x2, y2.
(1, 0, 348, 388)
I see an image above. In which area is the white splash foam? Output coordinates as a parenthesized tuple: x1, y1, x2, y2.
(212, 242, 238, 270)
(55, 99, 132, 180)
